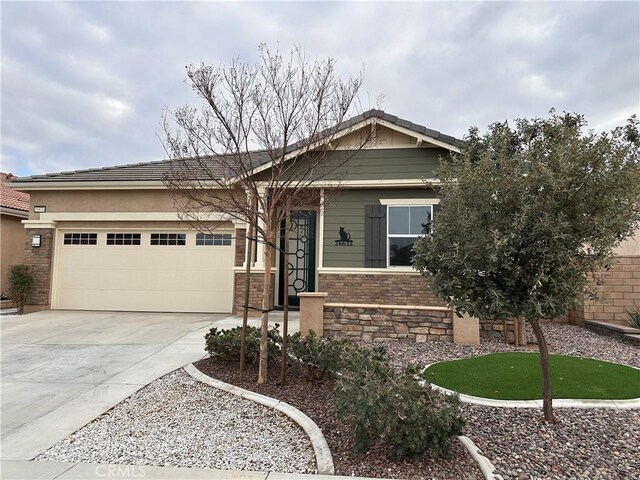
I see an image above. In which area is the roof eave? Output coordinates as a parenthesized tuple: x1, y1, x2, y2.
(1, 206, 29, 218)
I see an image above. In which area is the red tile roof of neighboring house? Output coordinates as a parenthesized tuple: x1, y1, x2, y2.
(1, 173, 30, 212)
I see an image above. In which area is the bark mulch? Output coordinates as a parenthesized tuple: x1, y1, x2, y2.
(193, 357, 481, 480)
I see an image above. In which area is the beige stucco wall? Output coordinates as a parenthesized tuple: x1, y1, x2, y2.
(614, 230, 640, 256)
(1, 214, 26, 294)
(55, 220, 233, 230)
(28, 188, 245, 219)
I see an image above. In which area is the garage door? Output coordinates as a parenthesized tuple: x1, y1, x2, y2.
(52, 229, 234, 313)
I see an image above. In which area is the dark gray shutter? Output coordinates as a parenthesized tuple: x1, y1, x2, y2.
(364, 205, 387, 268)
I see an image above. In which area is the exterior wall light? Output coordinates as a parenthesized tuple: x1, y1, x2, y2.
(31, 234, 42, 248)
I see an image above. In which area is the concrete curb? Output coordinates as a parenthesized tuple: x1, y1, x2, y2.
(183, 364, 335, 476)
(422, 363, 640, 409)
(458, 436, 503, 480)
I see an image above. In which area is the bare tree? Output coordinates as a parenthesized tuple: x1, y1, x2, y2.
(162, 44, 372, 384)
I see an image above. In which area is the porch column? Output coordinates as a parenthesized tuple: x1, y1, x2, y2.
(253, 187, 266, 269)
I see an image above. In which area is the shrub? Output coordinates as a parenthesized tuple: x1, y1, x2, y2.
(205, 324, 282, 364)
(7, 265, 34, 314)
(626, 303, 640, 329)
(288, 330, 353, 379)
(335, 345, 465, 459)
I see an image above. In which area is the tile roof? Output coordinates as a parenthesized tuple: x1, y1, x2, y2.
(14, 110, 462, 184)
(1, 173, 30, 211)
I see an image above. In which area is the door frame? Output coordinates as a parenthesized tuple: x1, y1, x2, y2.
(277, 210, 317, 307)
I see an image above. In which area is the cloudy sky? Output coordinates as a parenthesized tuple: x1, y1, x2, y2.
(2, 1, 638, 177)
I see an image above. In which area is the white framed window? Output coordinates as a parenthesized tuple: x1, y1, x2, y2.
(387, 205, 432, 267)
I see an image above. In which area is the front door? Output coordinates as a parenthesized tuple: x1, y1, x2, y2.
(278, 211, 316, 307)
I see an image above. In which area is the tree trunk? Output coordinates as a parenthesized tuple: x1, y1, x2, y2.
(517, 317, 527, 346)
(280, 207, 290, 385)
(239, 222, 255, 382)
(530, 318, 556, 423)
(257, 230, 274, 385)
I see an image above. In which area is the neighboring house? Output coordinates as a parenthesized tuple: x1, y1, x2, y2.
(1, 173, 30, 295)
(9, 110, 639, 339)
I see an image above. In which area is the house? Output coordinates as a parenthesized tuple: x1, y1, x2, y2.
(1, 173, 30, 298)
(9, 110, 639, 341)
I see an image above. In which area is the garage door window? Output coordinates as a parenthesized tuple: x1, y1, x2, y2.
(196, 233, 232, 246)
(150, 233, 186, 246)
(64, 233, 97, 245)
(107, 233, 141, 245)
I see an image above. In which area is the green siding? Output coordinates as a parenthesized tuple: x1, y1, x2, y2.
(253, 147, 448, 182)
(323, 188, 438, 268)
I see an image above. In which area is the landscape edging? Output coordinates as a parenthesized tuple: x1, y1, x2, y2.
(457, 436, 504, 480)
(183, 363, 335, 475)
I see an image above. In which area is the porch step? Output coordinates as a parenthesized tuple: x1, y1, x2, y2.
(585, 320, 640, 345)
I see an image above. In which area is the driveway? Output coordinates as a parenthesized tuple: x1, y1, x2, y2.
(1, 310, 226, 461)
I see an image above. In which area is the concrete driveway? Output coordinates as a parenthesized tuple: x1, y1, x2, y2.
(1, 310, 226, 461)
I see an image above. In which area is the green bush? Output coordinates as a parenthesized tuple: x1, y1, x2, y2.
(7, 265, 34, 314)
(626, 303, 640, 329)
(205, 324, 282, 364)
(288, 330, 353, 379)
(335, 345, 465, 459)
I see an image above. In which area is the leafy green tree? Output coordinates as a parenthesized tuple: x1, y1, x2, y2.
(413, 111, 640, 423)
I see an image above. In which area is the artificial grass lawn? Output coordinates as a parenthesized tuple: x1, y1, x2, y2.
(423, 352, 640, 400)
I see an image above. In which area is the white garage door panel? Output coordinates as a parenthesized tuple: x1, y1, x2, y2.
(54, 231, 234, 313)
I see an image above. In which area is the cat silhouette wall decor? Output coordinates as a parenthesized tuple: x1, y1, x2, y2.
(335, 227, 353, 246)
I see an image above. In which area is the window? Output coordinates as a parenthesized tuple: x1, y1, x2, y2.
(64, 233, 97, 245)
(387, 205, 432, 267)
(107, 233, 141, 245)
(196, 233, 232, 246)
(150, 233, 186, 246)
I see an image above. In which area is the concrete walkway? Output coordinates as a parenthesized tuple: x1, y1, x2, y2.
(2, 460, 379, 480)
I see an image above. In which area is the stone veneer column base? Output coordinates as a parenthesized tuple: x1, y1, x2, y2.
(323, 304, 453, 342)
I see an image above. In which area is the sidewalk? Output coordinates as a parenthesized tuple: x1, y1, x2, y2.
(1, 460, 380, 480)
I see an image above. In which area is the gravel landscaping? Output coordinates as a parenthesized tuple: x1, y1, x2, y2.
(36, 322, 639, 479)
(385, 322, 640, 479)
(195, 357, 482, 480)
(37, 369, 316, 473)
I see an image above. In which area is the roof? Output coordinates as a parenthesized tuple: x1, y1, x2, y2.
(1, 173, 30, 211)
(13, 110, 462, 185)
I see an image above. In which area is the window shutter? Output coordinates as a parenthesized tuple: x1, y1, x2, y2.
(364, 205, 387, 268)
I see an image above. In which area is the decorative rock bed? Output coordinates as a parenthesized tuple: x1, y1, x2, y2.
(36, 369, 316, 474)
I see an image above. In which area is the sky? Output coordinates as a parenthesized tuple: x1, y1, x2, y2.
(1, 1, 638, 178)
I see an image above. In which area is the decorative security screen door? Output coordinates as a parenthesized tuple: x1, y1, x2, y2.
(278, 211, 316, 307)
